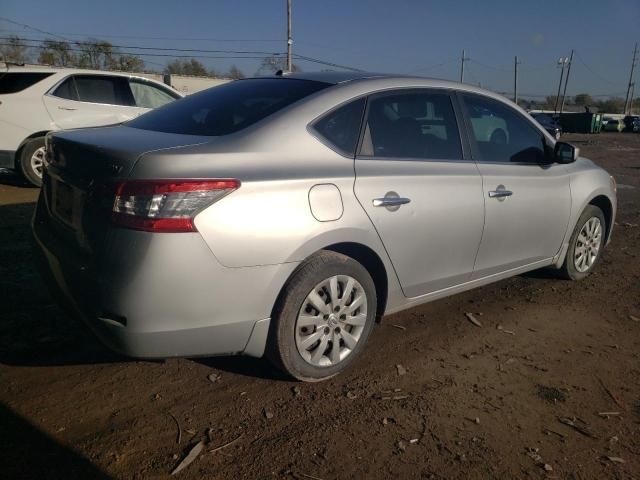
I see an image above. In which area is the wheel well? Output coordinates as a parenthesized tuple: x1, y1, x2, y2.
(324, 242, 388, 319)
(589, 195, 613, 241)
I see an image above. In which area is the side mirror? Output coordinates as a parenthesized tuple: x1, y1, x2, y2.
(554, 141, 579, 164)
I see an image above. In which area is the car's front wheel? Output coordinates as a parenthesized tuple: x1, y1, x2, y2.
(268, 251, 377, 381)
(19, 137, 46, 187)
(559, 205, 606, 280)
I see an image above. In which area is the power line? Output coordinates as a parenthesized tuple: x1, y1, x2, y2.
(0, 16, 285, 45)
(0, 28, 283, 43)
(0, 38, 363, 72)
(469, 58, 510, 72)
(1, 36, 363, 71)
(1, 34, 364, 72)
(0, 36, 283, 55)
(292, 54, 363, 72)
(573, 50, 621, 87)
(0, 42, 283, 60)
(408, 59, 456, 74)
(0, 16, 70, 42)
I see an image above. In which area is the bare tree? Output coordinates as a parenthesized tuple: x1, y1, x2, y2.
(0, 35, 31, 64)
(574, 93, 594, 106)
(76, 39, 115, 69)
(166, 59, 209, 76)
(38, 40, 75, 67)
(113, 54, 145, 72)
(227, 64, 245, 79)
(595, 97, 626, 114)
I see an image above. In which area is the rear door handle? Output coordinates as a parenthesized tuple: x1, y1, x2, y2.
(373, 197, 411, 207)
(488, 190, 513, 198)
(58, 106, 77, 111)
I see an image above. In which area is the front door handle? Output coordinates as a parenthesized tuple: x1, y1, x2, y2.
(58, 106, 77, 111)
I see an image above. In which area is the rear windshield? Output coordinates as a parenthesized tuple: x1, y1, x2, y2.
(0, 72, 54, 94)
(127, 78, 330, 136)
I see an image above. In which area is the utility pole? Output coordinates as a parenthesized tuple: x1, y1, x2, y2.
(624, 42, 638, 114)
(460, 49, 468, 83)
(513, 55, 520, 104)
(630, 82, 636, 114)
(559, 49, 574, 116)
(286, 0, 293, 72)
(554, 57, 568, 115)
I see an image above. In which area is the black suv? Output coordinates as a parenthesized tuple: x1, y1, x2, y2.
(623, 115, 639, 132)
(530, 113, 562, 140)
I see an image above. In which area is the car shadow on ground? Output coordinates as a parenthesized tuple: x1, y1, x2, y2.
(0, 201, 282, 376)
(0, 168, 36, 188)
(0, 202, 126, 367)
(0, 402, 113, 479)
(192, 355, 290, 381)
(0, 199, 560, 374)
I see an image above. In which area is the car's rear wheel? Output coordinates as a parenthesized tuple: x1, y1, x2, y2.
(268, 250, 377, 381)
(559, 205, 606, 280)
(19, 137, 46, 187)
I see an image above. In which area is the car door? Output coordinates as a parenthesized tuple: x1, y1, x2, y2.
(458, 92, 572, 278)
(43, 74, 140, 129)
(354, 89, 484, 298)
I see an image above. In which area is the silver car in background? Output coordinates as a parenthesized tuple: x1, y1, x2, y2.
(33, 72, 617, 381)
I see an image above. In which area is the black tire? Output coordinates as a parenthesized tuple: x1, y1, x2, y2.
(19, 137, 46, 187)
(559, 205, 606, 280)
(267, 250, 377, 382)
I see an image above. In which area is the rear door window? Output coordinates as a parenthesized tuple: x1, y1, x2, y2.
(129, 79, 178, 109)
(312, 98, 365, 156)
(359, 90, 463, 160)
(0, 72, 54, 94)
(127, 78, 330, 136)
(72, 75, 134, 106)
(52, 77, 79, 100)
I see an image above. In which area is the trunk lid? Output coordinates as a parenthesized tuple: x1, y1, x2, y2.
(46, 125, 209, 186)
(39, 125, 209, 255)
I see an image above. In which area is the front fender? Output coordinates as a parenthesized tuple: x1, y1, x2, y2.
(553, 166, 616, 268)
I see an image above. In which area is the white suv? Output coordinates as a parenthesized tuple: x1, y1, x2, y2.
(0, 67, 182, 185)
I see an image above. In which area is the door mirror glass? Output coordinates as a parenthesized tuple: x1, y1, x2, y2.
(554, 142, 579, 164)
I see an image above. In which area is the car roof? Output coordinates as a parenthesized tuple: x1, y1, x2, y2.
(271, 71, 399, 84)
(272, 70, 464, 86)
(3, 65, 160, 80)
(258, 71, 515, 100)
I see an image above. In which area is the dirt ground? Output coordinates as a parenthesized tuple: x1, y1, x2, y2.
(1, 133, 639, 480)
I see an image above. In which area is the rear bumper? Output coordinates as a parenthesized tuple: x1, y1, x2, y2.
(32, 192, 296, 358)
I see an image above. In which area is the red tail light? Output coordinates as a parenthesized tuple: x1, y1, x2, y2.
(111, 179, 239, 233)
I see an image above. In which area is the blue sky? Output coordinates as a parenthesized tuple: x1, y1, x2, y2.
(2, 0, 639, 98)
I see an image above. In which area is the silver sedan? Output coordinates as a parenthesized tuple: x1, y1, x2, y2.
(33, 72, 617, 381)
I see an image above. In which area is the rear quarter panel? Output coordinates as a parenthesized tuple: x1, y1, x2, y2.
(129, 97, 406, 313)
(0, 90, 55, 151)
